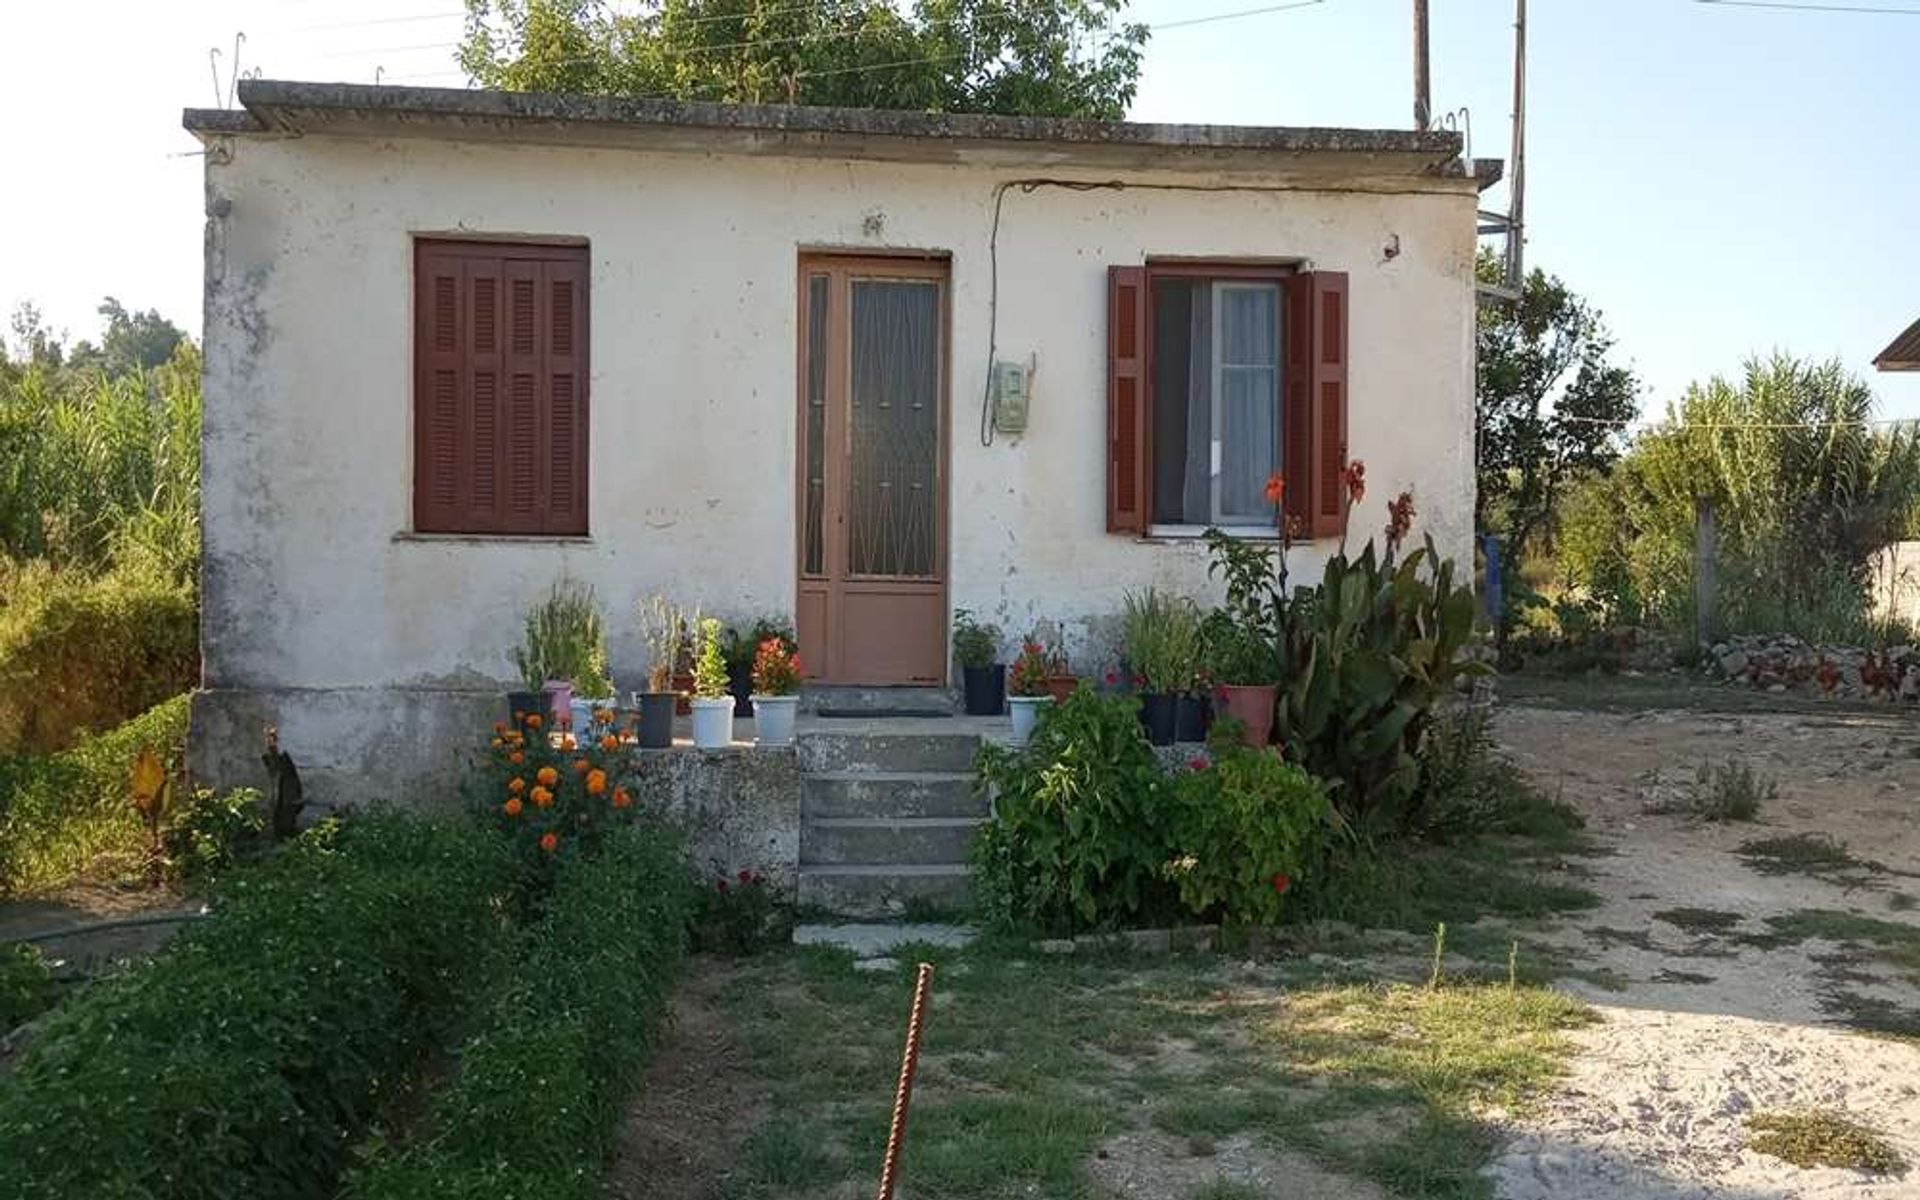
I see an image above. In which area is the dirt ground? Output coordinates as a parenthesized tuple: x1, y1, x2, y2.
(1489, 705, 1920, 1199)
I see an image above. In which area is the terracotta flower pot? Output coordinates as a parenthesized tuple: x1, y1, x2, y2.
(1217, 684, 1277, 747)
(1044, 674, 1078, 703)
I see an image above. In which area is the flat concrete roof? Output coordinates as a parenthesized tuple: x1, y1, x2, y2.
(184, 79, 1501, 190)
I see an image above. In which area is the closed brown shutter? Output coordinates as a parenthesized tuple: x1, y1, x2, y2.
(1282, 271, 1350, 539)
(1106, 265, 1149, 534)
(414, 240, 588, 536)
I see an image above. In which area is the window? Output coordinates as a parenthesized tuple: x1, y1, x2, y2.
(1107, 264, 1348, 539)
(413, 239, 589, 536)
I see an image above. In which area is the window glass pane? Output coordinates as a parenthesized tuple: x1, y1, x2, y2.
(803, 275, 828, 576)
(847, 278, 939, 577)
(1218, 284, 1277, 366)
(1151, 279, 1212, 525)
(1213, 283, 1280, 522)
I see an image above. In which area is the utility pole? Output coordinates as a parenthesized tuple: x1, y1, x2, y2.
(1506, 0, 1528, 292)
(1413, 0, 1431, 131)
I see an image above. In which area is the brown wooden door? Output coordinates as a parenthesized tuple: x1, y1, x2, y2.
(796, 255, 949, 685)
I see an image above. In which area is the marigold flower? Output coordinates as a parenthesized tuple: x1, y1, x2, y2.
(525, 714, 542, 730)
(573, 758, 591, 775)
(508, 776, 526, 794)
(600, 734, 619, 752)
(560, 734, 577, 751)
(540, 832, 559, 853)
(509, 751, 525, 765)
(1263, 472, 1286, 506)
(1271, 873, 1291, 894)
(612, 786, 632, 809)
(504, 797, 523, 817)
(493, 721, 507, 735)
(586, 769, 608, 795)
(530, 785, 554, 808)
(536, 766, 559, 787)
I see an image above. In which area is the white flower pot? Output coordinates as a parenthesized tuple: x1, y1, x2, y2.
(1008, 695, 1053, 745)
(751, 694, 799, 746)
(689, 697, 735, 749)
(567, 698, 594, 740)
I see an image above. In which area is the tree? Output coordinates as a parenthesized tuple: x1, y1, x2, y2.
(66, 298, 185, 378)
(458, 0, 1148, 118)
(1475, 253, 1639, 558)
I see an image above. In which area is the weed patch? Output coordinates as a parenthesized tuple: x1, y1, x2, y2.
(1737, 834, 1871, 879)
(1747, 1110, 1905, 1173)
(1688, 759, 1775, 822)
(1652, 907, 1743, 934)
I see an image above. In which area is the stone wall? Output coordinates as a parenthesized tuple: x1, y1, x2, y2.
(1710, 635, 1920, 702)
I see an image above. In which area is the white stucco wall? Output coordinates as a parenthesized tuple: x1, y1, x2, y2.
(192, 129, 1478, 795)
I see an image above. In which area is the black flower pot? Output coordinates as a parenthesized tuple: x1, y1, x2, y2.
(1175, 694, 1211, 743)
(962, 664, 1006, 716)
(637, 692, 676, 750)
(507, 690, 545, 727)
(728, 662, 755, 718)
(1138, 692, 1178, 746)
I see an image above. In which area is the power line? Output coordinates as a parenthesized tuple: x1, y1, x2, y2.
(1694, 0, 1920, 15)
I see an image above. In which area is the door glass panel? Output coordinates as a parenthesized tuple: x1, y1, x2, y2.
(1212, 282, 1280, 521)
(803, 274, 829, 576)
(846, 278, 939, 577)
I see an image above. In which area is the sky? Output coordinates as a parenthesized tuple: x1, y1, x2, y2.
(1, 0, 1915, 420)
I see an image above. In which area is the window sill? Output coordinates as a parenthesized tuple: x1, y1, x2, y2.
(392, 531, 594, 546)
(1142, 524, 1279, 543)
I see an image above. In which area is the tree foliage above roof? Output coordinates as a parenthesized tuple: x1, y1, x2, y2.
(457, 0, 1149, 119)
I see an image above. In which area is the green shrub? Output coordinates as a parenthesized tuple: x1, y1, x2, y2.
(0, 941, 55, 1034)
(0, 692, 190, 894)
(692, 866, 790, 955)
(1690, 758, 1775, 823)
(971, 688, 1176, 933)
(512, 577, 612, 698)
(162, 786, 266, 883)
(0, 810, 519, 1200)
(0, 560, 198, 754)
(1414, 705, 1583, 841)
(1166, 748, 1333, 925)
(345, 822, 693, 1200)
(470, 708, 637, 880)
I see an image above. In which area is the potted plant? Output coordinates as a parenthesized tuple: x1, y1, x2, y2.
(689, 617, 735, 749)
(750, 635, 802, 746)
(634, 594, 685, 750)
(513, 578, 609, 729)
(1123, 589, 1199, 747)
(721, 625, 755, 719)
(953, 608, 1005, 716)
(1007, 638, 1054, 744)
(1043, 642, 1077, 703)
(1211, 621, 1280, 748)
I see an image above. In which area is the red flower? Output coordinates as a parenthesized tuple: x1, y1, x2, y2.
(1214, 685, 1230, 703)
(716, 878, 729, 893)
(1264, 473, 1286, 506)
(1105, 671, 1118, 685)
(1188, 757, 1208, 771)
(1343, 460, 1367, 506)
(1271, 873, 1290, 894)
(1132, 675, 1147, 689)
(737, 868, 753, 885)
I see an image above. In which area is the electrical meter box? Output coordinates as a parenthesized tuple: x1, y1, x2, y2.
(992, 359, 1031, 435)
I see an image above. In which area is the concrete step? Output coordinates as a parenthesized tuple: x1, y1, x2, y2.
(803, 771, 986, 819)
(797, 864, 972, 919)
(800, 685, 955, 716)
(797, 730, 982, 774)
(801, 815, 982, 866)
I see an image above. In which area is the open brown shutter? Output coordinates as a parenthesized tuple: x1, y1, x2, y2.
(545, 257, 588, 536)
(1106, 265, 1149, 534)
(1282, 271, 1350, 539)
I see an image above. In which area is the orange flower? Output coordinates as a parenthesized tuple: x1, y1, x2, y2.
(493, 721, 507, 735)
(536, 766, 559, 787)
(540, 832, 559, 853)
(508, 776, 526, 794)
(525, 713, 542, 730)
(586, 769, 608, 795)
(600, 734, 619, 752)
(560, 734, 577, 751)
(612, 785, 632, 809)
(530, 785, 554, 808)
(572, 758, 591, 775)
(1263, 472, 1286, 506)
(504, 796, 523, 817)
(509, 751, 525, 765)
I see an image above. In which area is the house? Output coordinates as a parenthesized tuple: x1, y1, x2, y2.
(1877, 318, 1920, 372)
(182, 80, 1498, 803)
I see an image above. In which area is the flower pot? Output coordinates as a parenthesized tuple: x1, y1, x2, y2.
(1137, 692, 1178, 746)
(507, 690, 545, 727)
(567, 697, 595, 739)
(689, 697, 735, 749)
(961, 664, 1006, 716)
(671, 671, 694, 716)
(1218, 684, 1278, 748)
(1175, 694, 1211, 743)
(635, 692, 676, 749)
(751, 694, 799, 746)
(1044, 674, 1078, 703)
(728, 662, 755, 718)
(542, 679, 574, 727)
(1008, 695, 1052, 744)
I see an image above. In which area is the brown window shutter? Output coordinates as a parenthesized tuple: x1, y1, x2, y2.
(415, 240, 588, 536)
(1106, 265, 1149, 534)
(1308, 272, 1350, 540)
(1282, 271, 1350, 539)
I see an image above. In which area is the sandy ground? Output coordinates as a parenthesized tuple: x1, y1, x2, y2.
(1488, 705, 1920, 1199)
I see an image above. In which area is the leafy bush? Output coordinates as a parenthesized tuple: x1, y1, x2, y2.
(692, 867, 790, 954)
(1166, 748, 1333, 925)
(513, 577, 612, 697)
(0, 941, 55, 1034)
(1413, 705, 1584, 841)
(471, 709, 637, 878)
(345, 822, 693, 1200)
(952, 607, 1002, 669)
(162, 785, 266, 883)
(0, 692, 190, 894)
(971, 688, 1175, 933)
(0, 810, 519, 1200)
(0, 561, 197, 754)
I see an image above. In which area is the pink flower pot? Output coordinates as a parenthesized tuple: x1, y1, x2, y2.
(1218, 684, 1277, 748)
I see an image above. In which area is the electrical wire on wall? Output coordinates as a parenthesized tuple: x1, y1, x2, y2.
(974, 174, 1473, 448)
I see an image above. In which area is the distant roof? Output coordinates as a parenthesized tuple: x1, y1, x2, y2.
(1877, 318, 1920, 372)
(183, 79, 1502, 190)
